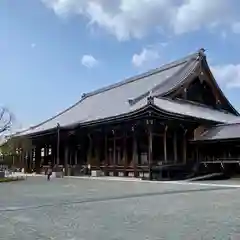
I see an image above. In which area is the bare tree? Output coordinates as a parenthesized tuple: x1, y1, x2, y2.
(0, 107, 13, 134)
(0, 106, 33, 154)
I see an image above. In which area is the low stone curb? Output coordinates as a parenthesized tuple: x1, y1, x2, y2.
(0, 176, 26, 183)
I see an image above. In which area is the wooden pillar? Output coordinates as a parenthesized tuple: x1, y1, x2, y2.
(25, 150, 31, 173)
(32, 147, 36, 169)
(27, 150, 31, 173)
(173, 131, 177, 163)
(32, 147, 36, 171)
(95, 135, 100, 168)
(56, 123, 60, 165)
(21, 150, 25, 170)
(183, 130, 187, 163)
(147, 120, 153, 179)
(25, 150, 28, 173)
(48, 145, 54, 166)
(117, 148, 121, 165)
(199, 145, 202, 162)
(112, 130, 116, 166)
(44, 147, 48, 165)
(74, 149, 78, 165)
(123, 132, 127, 173)
(196, 146, 199, 163)
(35, 146, 40, 173)
(164, 126, 168, 163)
(64, 146, 69, 176)
(30, 148, 34, 172)
(12, 154, 15, 168)
(87, 134, 92, 165)
(132, 126, 137, 177)
(105, 133, 108, 165)
(22, 150, 26, 172)
(19, 150, 23, 169)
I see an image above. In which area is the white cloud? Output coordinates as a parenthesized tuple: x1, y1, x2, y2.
(42, 0, 174, 41)
(173, 0, 230, 34)
(42, 0, 239, 41)
(132, 48, 159, 68)
(81, 54, 98, 68)
(211, 64, 240, 88)
(232, 22, 240, 34)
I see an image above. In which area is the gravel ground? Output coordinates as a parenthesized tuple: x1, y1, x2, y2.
(0, 177, 240, 240)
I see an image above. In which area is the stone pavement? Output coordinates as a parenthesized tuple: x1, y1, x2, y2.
(1, 176, 240, 239)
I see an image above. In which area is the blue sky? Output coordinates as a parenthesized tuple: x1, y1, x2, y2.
(1, 0, 240, 130)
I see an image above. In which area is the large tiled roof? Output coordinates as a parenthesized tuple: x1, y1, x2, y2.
(17, 51, 201, 136)
(15, 49, 239, 137)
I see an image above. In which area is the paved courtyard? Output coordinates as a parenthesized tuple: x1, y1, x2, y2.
(1, 177, 240, 240)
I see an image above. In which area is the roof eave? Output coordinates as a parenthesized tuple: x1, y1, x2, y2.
(16, 104, 153, 137)
(191, 137, 240, 143)
(151, 102, 219, 124)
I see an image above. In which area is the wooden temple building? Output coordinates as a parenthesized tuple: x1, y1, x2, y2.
(12, 49, 240, 179)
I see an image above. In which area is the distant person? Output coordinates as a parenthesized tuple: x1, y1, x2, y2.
(47, 165, 52, 181)
(87, 163, 91, 176)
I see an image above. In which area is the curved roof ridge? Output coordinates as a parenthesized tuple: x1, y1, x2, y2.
(154, 59, 199, 97)
(127, 58, 199, 107)
(84, 51, 200, 99)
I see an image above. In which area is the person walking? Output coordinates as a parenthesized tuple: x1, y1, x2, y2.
(47, 165, 52, 181)
(87, 163, 91, 176)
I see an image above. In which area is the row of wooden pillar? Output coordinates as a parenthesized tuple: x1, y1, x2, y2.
(18, 125, 188, 173)
(86, 126, 188, 167)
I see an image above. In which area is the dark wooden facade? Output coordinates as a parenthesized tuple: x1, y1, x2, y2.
(19, 112, 198, 179)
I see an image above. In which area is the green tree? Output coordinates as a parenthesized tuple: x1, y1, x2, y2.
(0, 136, 33, 167)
